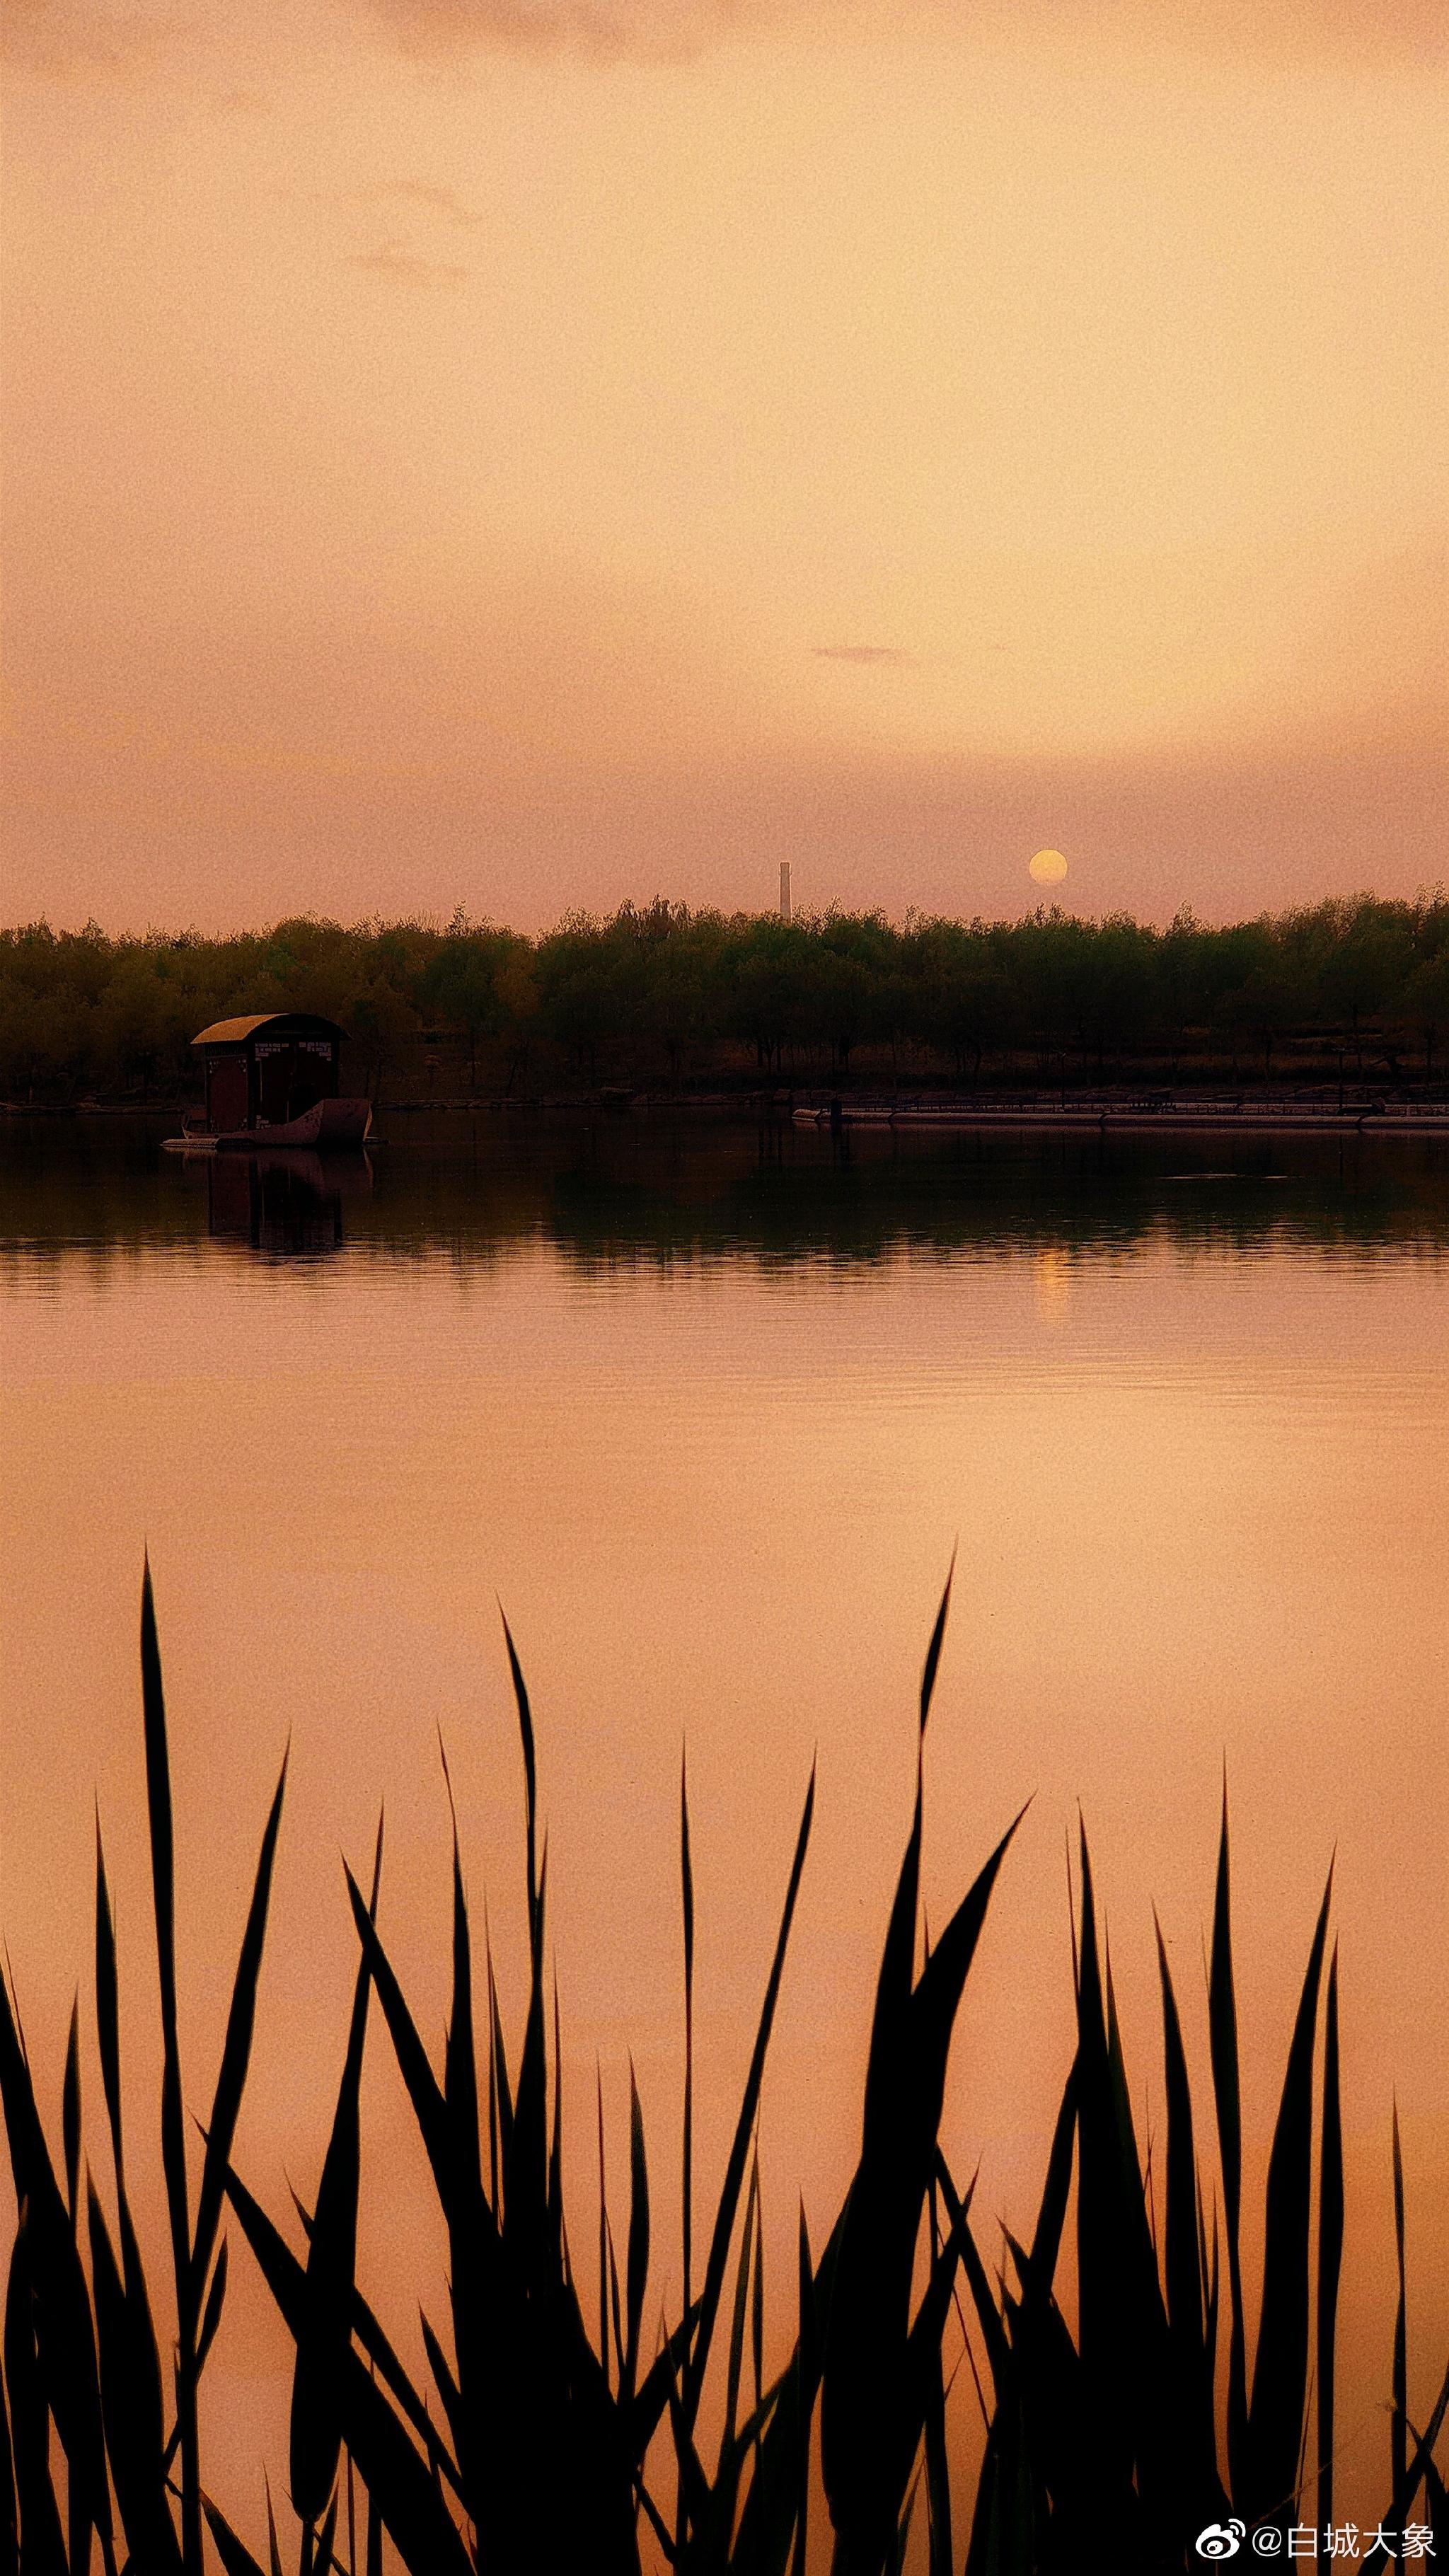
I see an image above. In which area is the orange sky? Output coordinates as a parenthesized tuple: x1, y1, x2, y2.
(4, 0, 1445, 929)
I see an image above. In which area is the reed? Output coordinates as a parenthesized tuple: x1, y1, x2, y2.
(0, 1566, 1437, 2575)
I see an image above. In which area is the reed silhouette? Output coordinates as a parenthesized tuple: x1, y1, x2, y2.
(0, 1565, 1437, 2575)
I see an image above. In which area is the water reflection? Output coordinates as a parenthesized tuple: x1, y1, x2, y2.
(1, 1111, 1448, 1270)
(201, 1148, 370, 1255)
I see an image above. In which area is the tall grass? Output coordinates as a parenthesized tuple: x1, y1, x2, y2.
(0, 1564, 1438, 2574)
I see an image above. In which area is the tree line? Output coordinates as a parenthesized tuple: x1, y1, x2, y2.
(4, 892, 1449, 1103)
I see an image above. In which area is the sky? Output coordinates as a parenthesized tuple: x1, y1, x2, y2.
(3, 0, 1445, 932)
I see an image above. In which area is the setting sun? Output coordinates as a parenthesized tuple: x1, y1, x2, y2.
(1029, 848, 1070, 887)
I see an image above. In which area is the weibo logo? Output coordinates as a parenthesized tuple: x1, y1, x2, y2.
(1196, 2529, 1247, 2562)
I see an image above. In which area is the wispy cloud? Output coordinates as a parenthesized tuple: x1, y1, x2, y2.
(389, 180, 481, 224)
(363, 0, 1449, 69)
(366, 0, 733, 64)
(814, 645, 918, 668)
(289, 179, 483, 221)
(352, 180, 484, 225)
(3, 0, 166, 79)
(7, 0, 1443, 83)
(288, 180, 481, 283)
(344, 239, 471, 284)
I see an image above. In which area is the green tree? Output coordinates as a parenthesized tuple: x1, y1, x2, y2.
(420, 923, 509, 1090)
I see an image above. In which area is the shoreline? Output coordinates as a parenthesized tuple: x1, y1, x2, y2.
(9, 1089, 1449, 1138)
(792, 1100, 1449, 1136)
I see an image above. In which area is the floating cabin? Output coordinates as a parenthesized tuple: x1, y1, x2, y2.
(191, 1012, 347, 1134)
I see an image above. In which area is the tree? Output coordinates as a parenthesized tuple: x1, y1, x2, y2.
(345, 976, 417, 1102)
(1231, 928, 1308, 1082)
(1404, 947, 1449, 1082)
(724, 920, 812, 1075)
(495, 954, 539, 1090)
(420, 932, 507, 1090)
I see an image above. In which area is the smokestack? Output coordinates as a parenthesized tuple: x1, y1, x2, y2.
(780, 861, 792, 923)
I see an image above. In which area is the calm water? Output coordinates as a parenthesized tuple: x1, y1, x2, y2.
(3, 1111, 1449, 2536)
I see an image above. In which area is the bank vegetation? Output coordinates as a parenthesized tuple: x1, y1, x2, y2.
(4, 895, 1449, 1106)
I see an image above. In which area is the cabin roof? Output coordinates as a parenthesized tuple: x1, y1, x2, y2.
(192, 1012, 347, 1049)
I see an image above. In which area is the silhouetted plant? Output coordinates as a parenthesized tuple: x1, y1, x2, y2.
(0, 1566, 1441, 2575)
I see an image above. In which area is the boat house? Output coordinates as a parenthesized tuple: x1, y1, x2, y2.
(192, 1013, 347, 1135)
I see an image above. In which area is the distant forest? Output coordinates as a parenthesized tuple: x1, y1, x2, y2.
(4, 894, 1449, 1104)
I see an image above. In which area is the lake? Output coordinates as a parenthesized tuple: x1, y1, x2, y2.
(2, 1110, 1448, 2542)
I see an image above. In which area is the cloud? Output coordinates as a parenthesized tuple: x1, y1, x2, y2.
(364, 0, 736, 64)
(1, 0, 167, 79)
(323, 180, 483, 223)
(814, 645, 918, 668)
(287, 179, 482, 220)
(7, 0, 1444, 83)
(344, 238, 471, 283)
(362, 0, 1449, 68)
(370, 180, 483, 224)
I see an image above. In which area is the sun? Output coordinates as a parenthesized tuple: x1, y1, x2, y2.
(1029, 848, 1069, 887)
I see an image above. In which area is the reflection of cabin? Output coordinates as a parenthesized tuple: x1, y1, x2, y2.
(192, 1014, 346, 1135)
(207, 1153, 345, 1252)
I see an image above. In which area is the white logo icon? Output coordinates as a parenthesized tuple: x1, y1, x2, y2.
(1197, 2529, 1247, 2563)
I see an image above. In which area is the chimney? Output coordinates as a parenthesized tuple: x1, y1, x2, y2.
(779, 862, 792, 924)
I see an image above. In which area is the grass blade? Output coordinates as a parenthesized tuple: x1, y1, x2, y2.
(1209, 1784, 1249, 2499)
(923, 2303, 952, 2576)
(88, 2187, 180, 2572)
(752, 2152, 765, 2445)
(291, 2201, 463, 2501)
(823, 1798, 1022, 2567)
(548, 1971, 564, 2253)
(681, 1762, 814, 2428)
(623, 2062, 650, 2404)
(790, 2204, 813, 2576)
(596, 2065, 608, 2389)
(724, 2156, 759, 2462)
(201, 2499, 267, 2576)
(291, 1825, 382, 2525)
(0, 2311, 16, 2576)
(224, 2166, 473, 2576)
(681, 1752, 694, 2335)
(1073, 1832, 1166, 2543)
(1024, 2059, 1077, 2305)
(93, 1831, 125, 2199)
(192, 1751, 289, 2305)
(486, 1946, 514, 2199)
(5, 2215, 67, 2576)
(1156, 1919, 1220, 2534)
(1246, 1865, 1332, 2523)
(197, 2236, 229, 2381)
(342, 1871, 451, 2202)
(0, 1979, 113, 2571)
(1358, 2349, 1449, 2574)
(499, 1609, 539, 1934)
(62, 2008, 80, 2238)
(1155, 1925, 1202, 2352)
(918, 1554, 956, 1739)
(441, 1758, 482, 2214)
(1392, 2101, 1407, 2537)
(419, 2311, 463, 2463)
(1317, 1951, 1343, 2536)
(140, 1560, 200, 2576)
